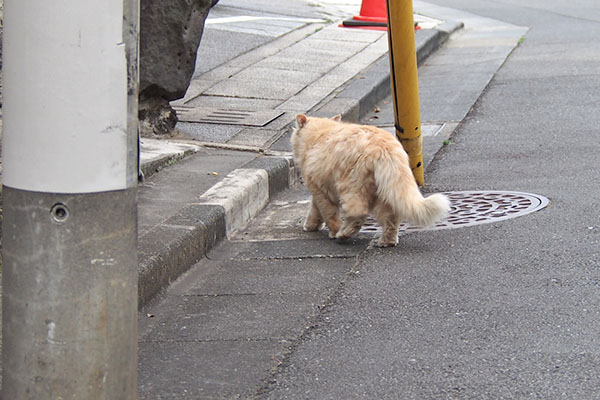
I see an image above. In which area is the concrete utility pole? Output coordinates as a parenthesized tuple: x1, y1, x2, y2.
(2, 0, 139, 398)
(386, 0, 425, 186)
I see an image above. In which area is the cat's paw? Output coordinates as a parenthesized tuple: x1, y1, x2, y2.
(374, 239, 398, 248)
(326, 219, 341, 238)
(335, 231, 352, 241)
(303, 222, 322, 232)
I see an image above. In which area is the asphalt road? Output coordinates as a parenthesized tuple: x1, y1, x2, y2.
(260, 0, 600, 398)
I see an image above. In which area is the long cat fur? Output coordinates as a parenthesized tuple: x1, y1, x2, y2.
(292, 114, 450, 247)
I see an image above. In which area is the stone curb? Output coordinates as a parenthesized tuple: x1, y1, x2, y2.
(137, 23, 462, 309)
(139, 138, 203, 180)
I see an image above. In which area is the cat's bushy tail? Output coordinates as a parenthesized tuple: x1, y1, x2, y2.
(374, 154, 451, 227)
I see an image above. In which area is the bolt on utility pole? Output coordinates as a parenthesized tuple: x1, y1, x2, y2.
(2, 0, 139, 398)
(386, 0, 425, 186)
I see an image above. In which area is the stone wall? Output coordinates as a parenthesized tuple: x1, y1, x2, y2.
(139, 0, 218, 137)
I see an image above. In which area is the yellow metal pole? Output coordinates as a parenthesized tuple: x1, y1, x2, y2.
(386, 0, 424, 186)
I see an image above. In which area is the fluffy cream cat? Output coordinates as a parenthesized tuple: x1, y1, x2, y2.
(292, 114, 450, 247)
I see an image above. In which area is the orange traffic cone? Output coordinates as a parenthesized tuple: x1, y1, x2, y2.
(342, 0, 388, 31)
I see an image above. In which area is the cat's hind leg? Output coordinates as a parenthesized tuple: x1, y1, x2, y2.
(310, 190, 342, 238)
(303, 198, 323, 232)
(373, 201, 400, 247)
(336, 194, 368, 241)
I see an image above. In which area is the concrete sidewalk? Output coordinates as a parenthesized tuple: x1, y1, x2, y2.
(136, 3, 462, 308)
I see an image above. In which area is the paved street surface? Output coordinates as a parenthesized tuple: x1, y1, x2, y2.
(139, 0, 600, 399)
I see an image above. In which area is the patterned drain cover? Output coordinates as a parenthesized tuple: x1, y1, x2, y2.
(359, 191, 550, 234)
(174, 107, 283, 126)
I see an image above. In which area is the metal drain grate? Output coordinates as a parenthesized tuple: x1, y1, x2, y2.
(174, 107, 283, 126)
(359, 191, 550, 234)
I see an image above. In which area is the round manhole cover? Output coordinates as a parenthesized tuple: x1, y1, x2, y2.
(359, 191, 550, 234)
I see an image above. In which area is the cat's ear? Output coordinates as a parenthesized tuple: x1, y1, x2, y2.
(331, 114, 342, 122)
(296, 114, 308, 128)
